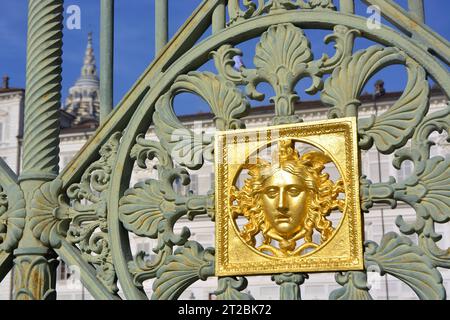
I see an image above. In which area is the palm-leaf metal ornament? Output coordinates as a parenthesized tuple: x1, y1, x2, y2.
(0, 0, 448, 300)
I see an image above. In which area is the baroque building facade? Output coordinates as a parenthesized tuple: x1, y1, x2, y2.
(0, 34, 449, 300)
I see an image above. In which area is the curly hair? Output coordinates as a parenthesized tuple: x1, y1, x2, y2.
(231, 140, 344, 257)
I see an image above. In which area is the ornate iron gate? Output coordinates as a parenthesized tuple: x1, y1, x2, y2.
(0, 0, 448, 300)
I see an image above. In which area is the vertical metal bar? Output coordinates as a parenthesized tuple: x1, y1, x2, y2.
(100, 0, 114, 124)
(373, 95, 390, 300)
(155, 0, 169, 55)
(408, 0, 425, 23)
(273, 273, 307, 300)
(212, 0, 226, 34)
(20, 0, 62, 182)
(9, 270, 14, 300)
(340, 0, 354, 14)
(15, 0, 64, 300)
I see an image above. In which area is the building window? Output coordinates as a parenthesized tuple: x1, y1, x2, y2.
(396, 160, 413, 182)
(58, 260, 72, 281)
(364, 150, 390, 182)
(369, 161, 390, 182)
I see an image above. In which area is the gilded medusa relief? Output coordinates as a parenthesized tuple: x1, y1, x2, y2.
(231, 139, 345, 257)
(215, 119, 363, 276)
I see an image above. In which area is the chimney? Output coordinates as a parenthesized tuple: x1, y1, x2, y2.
(374, 79, 385, 97)
(2, 75, 9, 89)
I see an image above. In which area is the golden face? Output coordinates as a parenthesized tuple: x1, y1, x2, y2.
(228, 138, 346, 257)
(261, 169, 310, 239)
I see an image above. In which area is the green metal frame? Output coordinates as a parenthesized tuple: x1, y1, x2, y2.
(0, 0, 448, 300)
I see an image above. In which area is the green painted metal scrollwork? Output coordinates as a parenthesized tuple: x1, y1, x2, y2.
(0, 184, 26, 253)
(153, 71, 248, 169)
(211, 22, 360, 124)
(152, 241, 214, 300)
(272, 273, 308, 300)
(329, 271, 372, 300)
(0, 0, 448, 300)
(29, 179, 71, 249)
(107, 1, 448, 300)
(24, 133, 124, 296)
(227, 0, 335, 26)
(118, 134, 215, 297)
(65, 132, 123, 294)
(214, 277, 254, 300)
(364, 232, 445, 300)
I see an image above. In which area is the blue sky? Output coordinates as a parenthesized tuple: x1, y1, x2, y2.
(0, 0, 449, 115)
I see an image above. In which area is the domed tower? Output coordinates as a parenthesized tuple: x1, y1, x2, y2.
(64, 32, 100, 126)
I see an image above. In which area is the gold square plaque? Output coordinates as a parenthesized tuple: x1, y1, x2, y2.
(215, 117, 363, 276)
